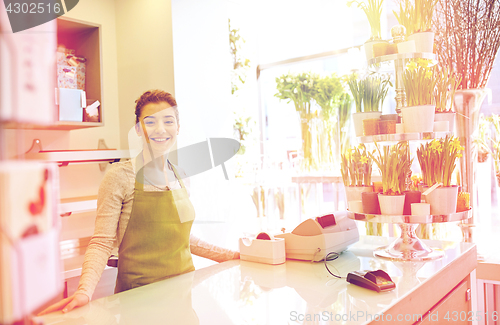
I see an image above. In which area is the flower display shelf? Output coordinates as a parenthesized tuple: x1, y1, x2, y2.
(367, 52, 437, 68)
(347, 209, 472, 261)
(358, 131, 452, 144)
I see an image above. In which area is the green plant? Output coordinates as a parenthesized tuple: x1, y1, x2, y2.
(340, 144, 372, 187)
(338, 93, 353, 150)
(348, 0, 384, 40)
(229, 19, 250, 95)
(344, 72, 363, 113)
(393, 0, 413, 36)
(312, 73, 345, 167)
(275, 72, 319, 170)
(343, 73, 391, 113)
(369, 141, 411, 195)
(402, 59, 437, 106)
(394, 0, 438, 35)
(362, 74, 391, 112)
(416, 135, 464, 187)
(434, 64, 462, 112)
(233, 112, 254, 155)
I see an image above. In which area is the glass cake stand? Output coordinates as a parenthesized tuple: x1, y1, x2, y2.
(347, 209, 472, 261)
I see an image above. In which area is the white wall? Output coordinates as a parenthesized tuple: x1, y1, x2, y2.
(114, 0, 176, 151)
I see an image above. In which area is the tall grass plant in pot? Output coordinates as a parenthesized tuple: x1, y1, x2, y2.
(394, 0, 438, 53)
(433, 64, 461, 133)
(346, 73, 391, 137)
(417, 135, 464, 215)
(312, 73, 345, 170)
(348, 0, 386, 61)
(401, 59, 436, 133)
(369, 141, 412, 215)
(275, 72, 319, 171)
(341, 144, 373, 207)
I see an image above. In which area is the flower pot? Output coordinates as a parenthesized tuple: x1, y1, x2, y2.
(424, 185, 459, 215)
(433, 121, 449, 132)
(407, 31, 434, 53)
(372, 42, 389, 57)
(403, 191, 422, 215)
(345, 185, 373, 202)
(379, 120, 396, 134)
(373, 181, 383, 193)
(411, 203, 430, 216)
(396, 123, 404, 133)
(362, 191, 380, 214)
(434, 112, 455, 133)
(378, 193, 406, 215)
(381, 114, 398, 121)
(456, 192, 470, 212)
(348, 200, 363, 213)
(386, 43, 398, 55)
(352, 111, 382, 137)
(397, 40, 416, 54)
(364, 39, 388, 61)
(362, 118, 380, 136)
(401, 105, 435, 133)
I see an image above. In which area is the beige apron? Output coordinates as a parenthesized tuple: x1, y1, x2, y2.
(115, 160, 195, 293)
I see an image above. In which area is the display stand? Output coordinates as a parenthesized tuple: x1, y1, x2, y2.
(347, 210, 472, 261)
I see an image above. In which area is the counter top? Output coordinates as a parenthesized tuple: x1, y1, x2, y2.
(38, 236, 476, 325)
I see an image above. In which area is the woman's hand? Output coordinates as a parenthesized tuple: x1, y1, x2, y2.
(38, 293, 90, 316)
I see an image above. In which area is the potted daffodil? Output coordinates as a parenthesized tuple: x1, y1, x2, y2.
(369, 141, 412, 215)
(341, 144, 374, 207)
(401, 59, 436, 133)
(417, 135, 464, 214)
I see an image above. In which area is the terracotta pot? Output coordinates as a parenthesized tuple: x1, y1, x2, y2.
(362, 191, 381, 214)
(373, 181, 383, 193)
(401, 105, 435, 133)
(372, 42, 389, 57)
(352, 111, 382, 137)
(379, 120, 396, 134)
(403, 191, 422, 215)
(378, 193, 406, 215)
(386, 43, 398, 55)
(364, 39, 388, 61)
(362, 118, 380, 136)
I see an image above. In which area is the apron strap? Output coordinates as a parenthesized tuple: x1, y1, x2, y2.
(134, 154, 186, 190)
(168, 160, 187, 189)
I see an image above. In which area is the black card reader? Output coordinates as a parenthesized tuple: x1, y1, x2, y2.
(346, 270, 396, 292)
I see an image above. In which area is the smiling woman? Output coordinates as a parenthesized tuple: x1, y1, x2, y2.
(38, 89, 240, 316)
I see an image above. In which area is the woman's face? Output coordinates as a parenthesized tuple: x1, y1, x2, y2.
(137, 102, 180, 154)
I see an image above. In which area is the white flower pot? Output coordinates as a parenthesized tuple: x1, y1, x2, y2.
(401, 105, 435, 133)
(433, 121, 449, 132)
(424, 186, 459, 215)
(407, 31, 434, 53)
(397, 40, 416, 54)
(378, 193, 406, 215)
(345, 185, 373, 202)
(434, 112, 456, 134)
(352, 111, 382, 137)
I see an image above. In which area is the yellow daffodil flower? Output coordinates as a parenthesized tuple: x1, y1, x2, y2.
(360, 156, 369, 164)
(407, 61, 418, 72)
(425, 70, 433, 79)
